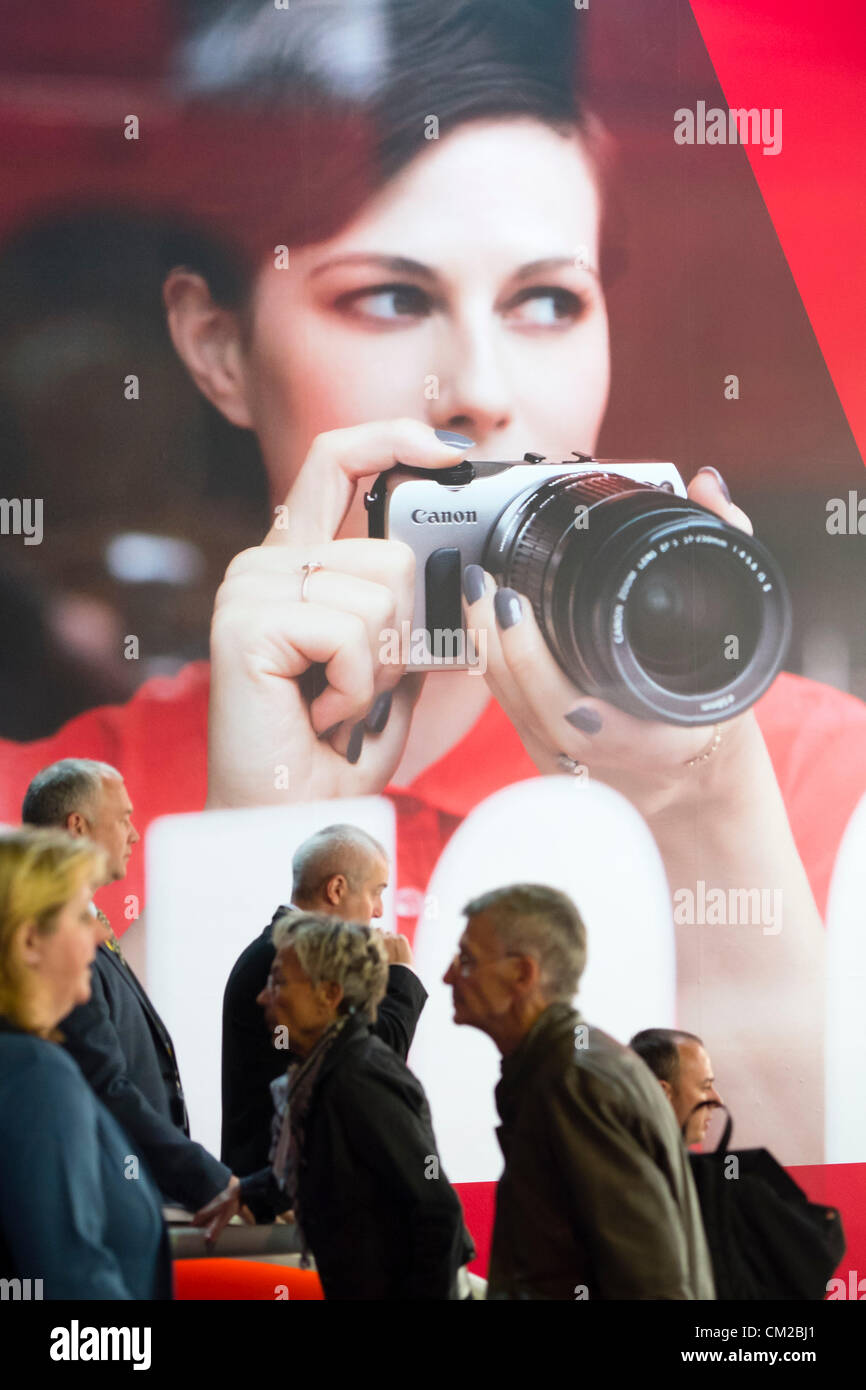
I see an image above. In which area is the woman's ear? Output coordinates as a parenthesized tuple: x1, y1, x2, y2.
(163, 270, 255, 429)
(322, 980, 345, 1012)
(18, 919, 44, 970)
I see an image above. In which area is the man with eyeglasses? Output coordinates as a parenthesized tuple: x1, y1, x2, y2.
(443, 883, 715, 1301)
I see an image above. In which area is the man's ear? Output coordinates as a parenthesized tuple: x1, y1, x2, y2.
(512, 953, 542, 996)
(65, 810, 89, 839)
(163, 269, 254, 429)
(324, 874, 347, 907)
(659, 1078, 674, 1104)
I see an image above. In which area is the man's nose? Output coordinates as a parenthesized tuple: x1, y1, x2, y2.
(443, 956, 457, 986)
(129, 822, 141, 845)
(431, 321, 514, 443)
(372, 901, 383, 919)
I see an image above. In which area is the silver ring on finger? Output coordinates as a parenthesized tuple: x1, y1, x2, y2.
(300, 561, 324, 603)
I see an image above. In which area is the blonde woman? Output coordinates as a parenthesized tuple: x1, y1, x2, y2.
(0, 828, 170, 1299)
(196, 914, 474, 1300)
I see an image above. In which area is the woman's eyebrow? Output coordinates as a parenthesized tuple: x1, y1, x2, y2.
(510, 255, 600, 283)
(308, 253, 439, 282)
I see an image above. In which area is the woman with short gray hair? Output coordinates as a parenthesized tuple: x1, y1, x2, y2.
(195, 915, 474, 1299)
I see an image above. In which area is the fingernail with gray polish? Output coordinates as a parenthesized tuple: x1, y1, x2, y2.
(494, 588, 523, 630)
(346, 723, 365, 765)
(697, 466, 731, 503)
(434, 429, 476, 449)
(463, 564, 486, 605)
(566, 706, 603, 735)
(365, 690, 392, 735)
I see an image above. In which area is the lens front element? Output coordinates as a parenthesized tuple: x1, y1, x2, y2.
(484, 472, 790, 725)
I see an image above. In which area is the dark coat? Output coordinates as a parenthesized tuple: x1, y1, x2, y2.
(221, 911, 428, 1173)
(0, 1022, 171, 1299)
(60, 943, 230, 1209)
(490, 1002, 716, 1301)
(240, 1017, 473, 1300)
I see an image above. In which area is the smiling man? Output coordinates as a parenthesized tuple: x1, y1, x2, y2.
(444, 883, 715, 1300)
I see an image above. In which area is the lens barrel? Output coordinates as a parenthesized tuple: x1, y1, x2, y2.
(483, 472, 790, 725)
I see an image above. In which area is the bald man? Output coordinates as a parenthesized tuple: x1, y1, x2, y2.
(629, 1029, 723, 1146)
(220, 824, 428, 1173)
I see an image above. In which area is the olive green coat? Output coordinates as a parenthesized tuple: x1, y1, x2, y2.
(489, 1002, 716, 1301)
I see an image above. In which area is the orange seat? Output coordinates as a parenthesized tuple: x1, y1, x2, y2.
(173, 1258, 324, 1300)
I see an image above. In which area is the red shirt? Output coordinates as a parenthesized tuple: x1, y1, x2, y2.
(3, 664, 865, 929)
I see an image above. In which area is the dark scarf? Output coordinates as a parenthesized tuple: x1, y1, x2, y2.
(268, 1015, 349, 1257)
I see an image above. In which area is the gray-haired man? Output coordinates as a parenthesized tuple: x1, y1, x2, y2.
(22, 757, 234, 1210)
(444, 883, 715, 1301)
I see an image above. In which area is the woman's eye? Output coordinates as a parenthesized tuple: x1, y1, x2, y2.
(505, 287, 587, 327)
(337, 284, 432, 323)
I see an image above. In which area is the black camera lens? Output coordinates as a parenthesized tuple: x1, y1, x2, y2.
(483, 472, 790, 725)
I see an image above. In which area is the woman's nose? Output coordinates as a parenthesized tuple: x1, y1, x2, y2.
(431, 324, 513, 442)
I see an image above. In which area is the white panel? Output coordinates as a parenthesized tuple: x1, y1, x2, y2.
(145, 798, 396, 1159)
(409, 777, 675, 1183)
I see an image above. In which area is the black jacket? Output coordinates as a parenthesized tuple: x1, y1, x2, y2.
(60, 943, 230, 1210)
(221, 912, 428, 1173)
(490, 1003, 715, 1300)
(240, 1018, 473, 1300)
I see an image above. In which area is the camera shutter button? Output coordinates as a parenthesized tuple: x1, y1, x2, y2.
(435, 461, 475, 485)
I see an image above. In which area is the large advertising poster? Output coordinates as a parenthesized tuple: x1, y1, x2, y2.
(2, 0, 865, 1304)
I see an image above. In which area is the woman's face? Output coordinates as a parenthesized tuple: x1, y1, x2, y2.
(239, 118, 610, 526)
(258, 944, 340, 1055)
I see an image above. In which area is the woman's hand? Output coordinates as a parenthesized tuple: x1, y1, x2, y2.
(206, 420, 473, 808)
(192, 1176, 254, 1245)
(464, 464, 825, 1162)
(462, 467, 756, 813)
